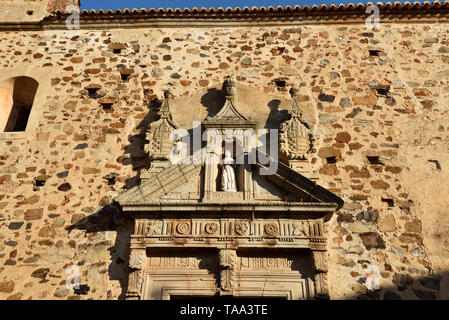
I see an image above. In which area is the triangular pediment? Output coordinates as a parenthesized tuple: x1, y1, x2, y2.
(114, 163, 202, 206)
(115, 157, 343, 215)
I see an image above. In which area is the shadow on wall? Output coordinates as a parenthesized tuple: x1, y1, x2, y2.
(121, 98, 162, 190)
(66, 203, 133, 300)
(341, 271, 445, 300)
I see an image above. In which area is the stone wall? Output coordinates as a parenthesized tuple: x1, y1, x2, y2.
(0, 16, 448, 300)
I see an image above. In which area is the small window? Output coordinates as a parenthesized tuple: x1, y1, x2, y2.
(0, 76, 39, 132)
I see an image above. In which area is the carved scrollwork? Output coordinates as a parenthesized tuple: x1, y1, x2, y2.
(204, 222, 219, 235)
(219, 249, 236, 294)
(312, 251, 328, 273)
(264, 223, 279, 236)
(129, 249, 145, 270)
(234, 221, 249, 236)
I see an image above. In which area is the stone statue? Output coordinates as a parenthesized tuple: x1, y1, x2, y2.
(221, 150, 237, 192)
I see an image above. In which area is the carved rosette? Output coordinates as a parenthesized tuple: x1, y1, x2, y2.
(176, 222, 191, 235)
(279, 87, 315, 160)
(145, 90, 177, 160)
(219, 249, 236, 295)
(204, 222, 218, 235)
(264, 223, 279, 237)
(234, 221, 249, 236)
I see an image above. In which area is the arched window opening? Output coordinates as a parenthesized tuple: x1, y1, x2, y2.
(0, 76, 39, 132)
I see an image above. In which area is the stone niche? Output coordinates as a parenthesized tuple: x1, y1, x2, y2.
(116, 76, 343, 300)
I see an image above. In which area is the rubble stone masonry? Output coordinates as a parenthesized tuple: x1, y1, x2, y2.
(0, 0, 448, 300)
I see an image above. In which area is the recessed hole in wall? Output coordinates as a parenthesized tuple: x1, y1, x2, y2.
(274, 80, 286, 87)
(382, 198, 394, 207)
(100, 103, 113, 111)
(367, 156, 383, 165)
(376, 87, 390, 96)
(86, 87, 100, 98)
(35, 179, 46, 187)
(113, 49, 122, 54)
(26, 10, 33, 15)
(369, 50, 381, 57)
(326, 156, 337, 164)
(120, 73, 131, 81)
(427, 159, 441, 171)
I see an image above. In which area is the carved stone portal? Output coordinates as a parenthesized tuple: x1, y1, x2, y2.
(115, 77, 343, 300)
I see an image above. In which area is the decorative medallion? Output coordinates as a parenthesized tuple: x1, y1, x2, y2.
(264, 223, 279, 236)
(204, 222, 219, 235)
(234, 221, 249, 236)
(176, 222, 190, 235)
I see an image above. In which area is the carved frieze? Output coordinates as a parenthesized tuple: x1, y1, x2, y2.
(239, 257, 295, 270)
(148, 255, 218, 269)
(280, 87, 316, 160)
(133, 219, 325, 241)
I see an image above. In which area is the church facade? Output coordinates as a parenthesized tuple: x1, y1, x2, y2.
(0, 0, 448, 300)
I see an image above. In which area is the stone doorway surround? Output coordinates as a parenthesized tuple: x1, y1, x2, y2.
(115, 76, 343, 300)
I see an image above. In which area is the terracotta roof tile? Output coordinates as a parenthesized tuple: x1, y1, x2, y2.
(57, 1, 448, 18)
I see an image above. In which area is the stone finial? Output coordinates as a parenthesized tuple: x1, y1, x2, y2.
(289, 86, 303, 118)
(159, 90, 174, 120)
(289, 86, 299, 98)
(222, 75, 237, 98)
(164, 89, 173, 100)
